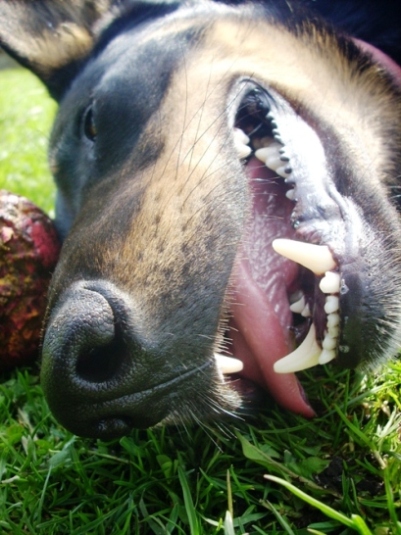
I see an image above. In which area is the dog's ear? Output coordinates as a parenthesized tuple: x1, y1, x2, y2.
(0, 0, 113, 100)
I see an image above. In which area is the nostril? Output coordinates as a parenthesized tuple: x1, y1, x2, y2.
(75, 337, 127, 383)
(41, 284, 118, 392)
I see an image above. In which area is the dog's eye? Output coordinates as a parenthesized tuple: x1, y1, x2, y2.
(83, 106, 97, 141)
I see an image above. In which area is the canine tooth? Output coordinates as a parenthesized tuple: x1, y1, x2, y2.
(289, 295, 305, 313)
(214, 353, 243, 374)
(285, 189, 296, 201)
(233, 128, 251, 159)
(319, 271, 341, 294)
(272, 239, 336, 275)
(318, 349, 336, 365)
(324, 295, 339, 314)
(274, 324, 321, 373)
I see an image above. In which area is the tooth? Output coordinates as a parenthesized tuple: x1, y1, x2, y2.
(322, 334, 337, 350)
(235, 143, 252, 159)
(318, 349, 336, 365)
(327, 323, 339, 338)
(327, 312, 340, 327)
(285, 189, 296, 200)
(274, 324, 321, 373)
(278, 164, 292, 174)
(255, 142, 282, 164)
(234, 127, 250, 145)
(276, 165, 290, 178)
(255, 141, 292, 179)
(214, 353, 243, 374)
(233, 128, 251, 159)
(301, 303, 311, 317)
(272, 239, 336, 275)
(289, 295, 305, 313)
(324, 295, 339, 314)
(256, 152, 282, 172)
(319, 271, 341, 294)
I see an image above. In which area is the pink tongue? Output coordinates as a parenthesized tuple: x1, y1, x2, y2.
(229, 158, 315, 417)
(231, 260, 315, 417)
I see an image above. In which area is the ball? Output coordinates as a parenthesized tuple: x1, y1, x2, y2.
(0, 191, 60, 371)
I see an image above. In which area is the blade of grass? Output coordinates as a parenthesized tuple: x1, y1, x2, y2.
(237, 432, 338, 496)
(383, 467, 401, 535)
(263, 501, 296, 535)
(265, 475, 373, 534)
(178, 465, 200, 535)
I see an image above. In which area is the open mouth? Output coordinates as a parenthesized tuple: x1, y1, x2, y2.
(210, 42, 401, 417)
(214, 82, 347, 416)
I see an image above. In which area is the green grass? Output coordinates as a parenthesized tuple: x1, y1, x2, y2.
(1, 68, 401, 534)
(0, 68, 56, 213)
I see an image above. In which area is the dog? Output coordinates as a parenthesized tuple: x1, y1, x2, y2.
(1, 0, 400, 438)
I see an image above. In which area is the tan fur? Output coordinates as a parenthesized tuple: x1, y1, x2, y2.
(0, 1, 112, 73)
(20, 24, 93, 72)
(84, 12, 400, 310)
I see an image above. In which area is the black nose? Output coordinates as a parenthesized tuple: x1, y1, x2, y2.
(41, 281, 170, 438)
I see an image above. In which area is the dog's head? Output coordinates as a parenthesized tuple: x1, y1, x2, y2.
(1, 0, 401, 438)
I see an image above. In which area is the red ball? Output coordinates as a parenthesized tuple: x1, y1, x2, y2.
(0, 191, 60, 371)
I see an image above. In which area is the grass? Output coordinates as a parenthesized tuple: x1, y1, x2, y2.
(1, 67, 401, 534)
(0, 68, 56, 214)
